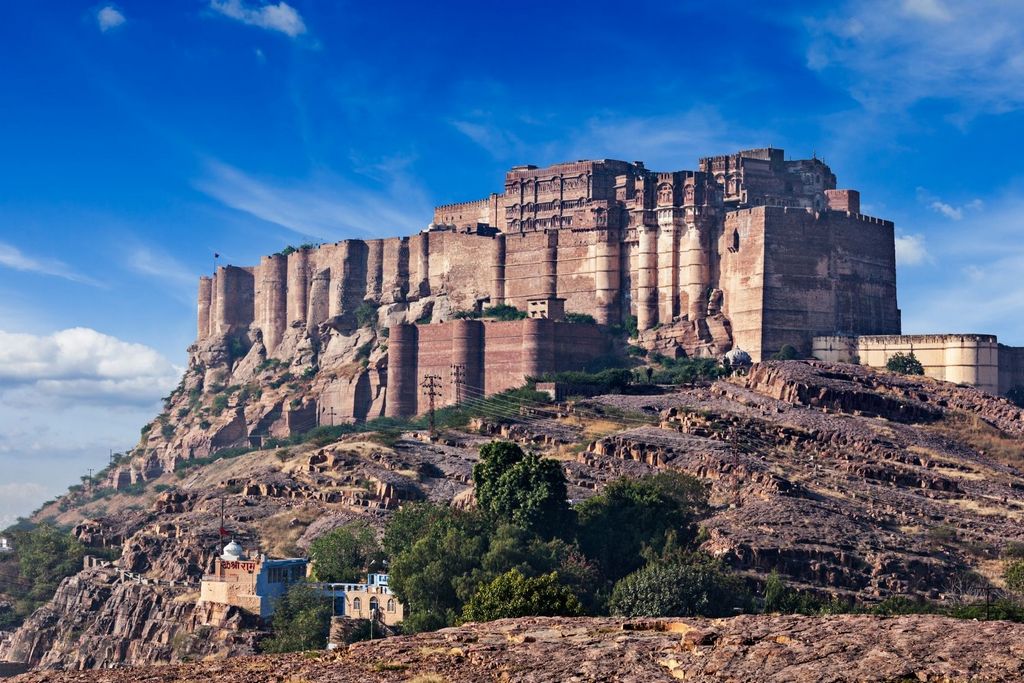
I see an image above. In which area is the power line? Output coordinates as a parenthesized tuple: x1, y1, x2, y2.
(421, 375, 442, 439)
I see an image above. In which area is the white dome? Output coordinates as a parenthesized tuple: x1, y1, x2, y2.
(725, 348, 752, 365)
(221, 540, 245, 561)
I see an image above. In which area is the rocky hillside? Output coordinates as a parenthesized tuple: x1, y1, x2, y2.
(4, 360, 1024, 670)
(12, 614, 1024, 682)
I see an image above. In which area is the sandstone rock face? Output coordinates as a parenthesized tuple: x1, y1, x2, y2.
(11, 615, 1024, 682)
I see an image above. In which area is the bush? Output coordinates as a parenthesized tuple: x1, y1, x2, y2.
(532, 368, 633, 396)
(7, 524, 85, 618)
(650, 357, 725, 384)
(261, 582, 332, 653)
(1005, 560, 1024, 593)
(887, 352, 925, 375)
(355, 302, 378, 329)
(228, 337, 249, 361)
(473, 442, 572, 539)
(160, 423, 175, 439)
(308, 523, 381, 583)
(481, 304, 527, 321)
(609, 554, 749, 618)
(771, 345, 800, 361)
(211, 394, 229, 416)
(462, 569, 582, 622)
(576, 471, 708, 583)
(564, 312, 596, 325)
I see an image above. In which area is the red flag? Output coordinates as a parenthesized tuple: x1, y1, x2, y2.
(219, 526, 228, 537)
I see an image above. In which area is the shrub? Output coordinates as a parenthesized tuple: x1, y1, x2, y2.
(609, 554, 748, 618)
(887, 352, 925, 375)
(461, 569, 582, 622)
(228, 337, 249, 361)
(771, 345, 800, 361)
(211, 394, 229, 416)
(481, 304, 527, 321)
(301, 366, 317, 379)
(576, 471, 708, 583)
(140, 424, 152, 437)
(564, 312, 596, 325)
(160, 424, 175, 439)
(626, 345, 647, 358)
(1005, 560, 1024, 593)
(355, 302, 378, 329)
(650, 357, 725, 384)
(261, 582, 332, 653)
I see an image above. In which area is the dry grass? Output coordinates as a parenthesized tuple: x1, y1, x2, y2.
(406, 675, 448, 683)
(257, 506, 321, 557)
(931, 412, 1024, 470)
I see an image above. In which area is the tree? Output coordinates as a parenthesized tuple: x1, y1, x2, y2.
(575, 472, 708, 583)
(771, 345, 800, 361)
(14, 524, 84, 610)
(262, 581, 332, 653)
(387, 508, 491, 632)
(308, 522, 380, 583)
(608, 555, 748, 618)
(473, 442, 572, 538)
(462, 569, 582, 622)
(886, 352, 925, 375)
(1005, 560, 1024, 593)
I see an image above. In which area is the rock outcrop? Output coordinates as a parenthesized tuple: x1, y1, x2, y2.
(12, 614, 1024, 682)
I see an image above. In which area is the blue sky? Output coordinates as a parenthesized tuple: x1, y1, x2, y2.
(2, 0, 1024, 524)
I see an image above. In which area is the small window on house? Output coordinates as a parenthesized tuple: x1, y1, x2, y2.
(732, 229, 740, 252)
(370, 597, 379, 613)
(387, 599, 396, 612)
(353, 597, 361, 611)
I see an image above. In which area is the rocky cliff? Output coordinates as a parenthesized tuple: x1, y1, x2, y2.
(11, 614, 1024, 682)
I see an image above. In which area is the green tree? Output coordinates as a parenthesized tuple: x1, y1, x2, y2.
(387, 508, 491, 632)
(886, 352, 925, 375)
(771, 345, 800, 361)
(308, 522, 380, 583)
(354, 301, 378, 328)
(462, 569, 582, 622)
(1005, 560, 1024, 593)
(473, 442, 572, 538)
(262, 581, 332, 653)
(576, 472, 708, 583)
(14, 524, 85, 610)
(608, 555, 748, 618)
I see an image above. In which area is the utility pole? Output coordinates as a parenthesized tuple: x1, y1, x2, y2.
(109, 449, 114, 466)
(321, 406, 336, 427)
(450, 364, 465, 404)
(421, 374, 442, 439)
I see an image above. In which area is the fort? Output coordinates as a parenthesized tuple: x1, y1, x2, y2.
(193, 147, 1023, 420)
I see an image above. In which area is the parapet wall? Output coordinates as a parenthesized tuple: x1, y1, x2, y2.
(812, 334, 1008, 394)
(384, 319, 609, 418)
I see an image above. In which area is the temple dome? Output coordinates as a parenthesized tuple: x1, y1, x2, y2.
(725, 348, 752, 366)
(221, 540, 245, 561)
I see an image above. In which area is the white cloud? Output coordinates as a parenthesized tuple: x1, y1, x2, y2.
(0, 241, 101, 286)
(0, 328, 180, 406)
(96, 5, 126, 32)
(210, 0, 306, 38)
(916, 187, 983, 221)
(805, 1, 1024, 116)
(195, 159, 433, 239)
(895, 233, 930, 266)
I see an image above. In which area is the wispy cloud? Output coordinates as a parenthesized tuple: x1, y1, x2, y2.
(195, 159, 433, 239)
(0, 241, 102, 286)
(451, 105, 764, 170)
(900, 191, 1024, 341)
(894, 233, 930, 266)
(96, 5, 126, 32)
(804, 0, 1024, 117)
(209, 0, 307, 38)
(916, 187, 983, 221)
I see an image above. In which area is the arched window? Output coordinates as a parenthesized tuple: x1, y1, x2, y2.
(732, 229, 740, 252)
(387, 599, 396, 612)
(353, 597, 361, 612)
(370, 597, 379, 613)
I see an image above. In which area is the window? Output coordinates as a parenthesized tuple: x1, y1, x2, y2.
(387, 599, 396, 612)
(370, 598, 379, 613)
(732, 229, 740, 252)
(353, 597, 361, 612)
